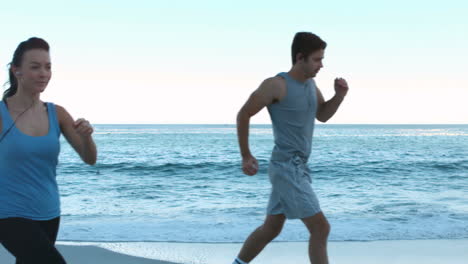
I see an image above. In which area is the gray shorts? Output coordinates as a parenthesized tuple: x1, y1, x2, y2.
(266, 154, 321, 219)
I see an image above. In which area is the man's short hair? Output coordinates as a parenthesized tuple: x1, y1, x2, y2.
(291, 32, 327, 64)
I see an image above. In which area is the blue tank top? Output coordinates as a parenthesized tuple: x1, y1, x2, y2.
(0, 101, 61, 220)
(267, 72, 318, 162)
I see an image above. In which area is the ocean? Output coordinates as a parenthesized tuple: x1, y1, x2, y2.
(56, 124, 468, 242)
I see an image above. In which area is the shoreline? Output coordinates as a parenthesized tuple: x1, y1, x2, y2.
(2, 239, 467, 264)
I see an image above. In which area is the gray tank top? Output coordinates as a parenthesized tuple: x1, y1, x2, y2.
(267, 72, 318, 162)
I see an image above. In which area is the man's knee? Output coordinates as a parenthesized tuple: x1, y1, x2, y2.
(312, 218, 330, 240)
(302, 213, 331, 240)
(320, 219, 331, 237)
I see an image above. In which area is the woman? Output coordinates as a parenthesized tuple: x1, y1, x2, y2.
(0, 37, 97, 263)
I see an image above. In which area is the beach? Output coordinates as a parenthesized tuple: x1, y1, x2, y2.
(2, 239, 468, 263)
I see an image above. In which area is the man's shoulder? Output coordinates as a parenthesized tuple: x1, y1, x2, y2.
(258, 76, 287, 102)
(264, 76, 286, 86)
(261, 76, 286, 93)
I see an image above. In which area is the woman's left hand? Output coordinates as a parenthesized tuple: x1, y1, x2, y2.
(74, 118, 94, 138)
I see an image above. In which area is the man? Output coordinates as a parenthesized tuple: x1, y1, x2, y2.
(234, 32, 349, 264)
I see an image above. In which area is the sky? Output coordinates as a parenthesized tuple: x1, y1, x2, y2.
(1, 0, 467, 124)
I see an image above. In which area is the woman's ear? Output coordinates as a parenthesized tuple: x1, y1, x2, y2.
(11, 66, 21, 77)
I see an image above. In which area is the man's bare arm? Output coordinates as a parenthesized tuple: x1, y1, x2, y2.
(237, 77, 284, 175)
(316, 78, 349, 122)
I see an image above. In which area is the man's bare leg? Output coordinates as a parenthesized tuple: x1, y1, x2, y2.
(236, 214, 286, 263)
(301, 212, 331, 264)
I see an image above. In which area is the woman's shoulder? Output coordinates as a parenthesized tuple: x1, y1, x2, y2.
(49, 103, 70, 124)
(50, 103, 68, 113)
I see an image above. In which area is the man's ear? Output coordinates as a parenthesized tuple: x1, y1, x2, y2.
(296, 53, 304, 63)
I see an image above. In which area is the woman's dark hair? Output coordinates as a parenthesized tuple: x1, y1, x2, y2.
(291, 32, 327, 65)
(3, 37, 50, 100)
